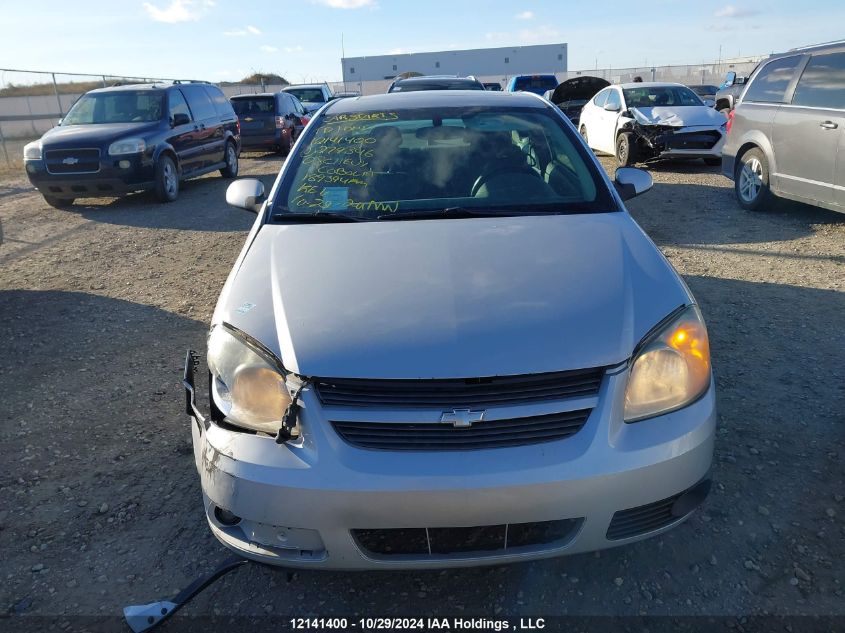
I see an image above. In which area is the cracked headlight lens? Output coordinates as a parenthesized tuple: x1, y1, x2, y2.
(207, 324, 291, 434)
(624, 305, 711, 422)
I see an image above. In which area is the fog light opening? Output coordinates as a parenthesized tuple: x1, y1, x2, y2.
(214, 506, 242, 526)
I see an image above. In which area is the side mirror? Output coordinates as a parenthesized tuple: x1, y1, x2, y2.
(725, 71, 737, 86)
(614, 167, 653, 201)
(226, 179, 266, 213)
(736, 76, 747, 85)
(603, 102, 621, 112)
(171, 112, 190, 127)
(57, 118, 63, 126)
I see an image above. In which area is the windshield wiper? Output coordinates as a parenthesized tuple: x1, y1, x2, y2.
(271, 212, 366, 223)
(376, 207, 520, 221)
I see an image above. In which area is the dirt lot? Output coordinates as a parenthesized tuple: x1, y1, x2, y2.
(1, 152, 843, 629)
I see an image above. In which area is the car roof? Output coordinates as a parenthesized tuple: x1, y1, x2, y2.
(393, 76, 477, 84)
(782, 39, 845, 56)
(283, 83, 326, 89)
(87, 83, 170, 93)
(324, 90, 548, 113)
(230, 92, 281, 98)
(617, 81, 688, 89)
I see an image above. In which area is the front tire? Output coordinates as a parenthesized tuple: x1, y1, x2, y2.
(616, 132, 637, 167)
(43, 195, 75, 209)
(579, 125, 589, 145)
(735, 147, 771, 211)
(154, 155, 179, 203)
(220, 142, 239, 178)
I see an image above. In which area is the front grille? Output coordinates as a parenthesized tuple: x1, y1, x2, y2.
(353, 518, 580, 558)
(665, 131, 721, 151)
(45, 148, 101, 174)
(332, 409, 591, 451)
(315, 367, 604, 408)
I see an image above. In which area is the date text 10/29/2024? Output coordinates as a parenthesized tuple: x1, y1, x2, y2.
(290, 618, 547, 631)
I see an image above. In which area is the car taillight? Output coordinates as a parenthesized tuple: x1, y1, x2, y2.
(275, 116, 284, 129)
(726, 109, 735, 134)
(235, 118, 240, 134)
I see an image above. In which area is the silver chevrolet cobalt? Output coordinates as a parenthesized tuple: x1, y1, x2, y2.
(184, 90, 715, 569)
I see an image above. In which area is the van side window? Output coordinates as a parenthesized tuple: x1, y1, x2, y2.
(792, 52, 845, 110)
(204, 85, 236, 118)
(593, 89, 610, 107)
(744, 55, 803, 104)
(183, 85, 217, 120)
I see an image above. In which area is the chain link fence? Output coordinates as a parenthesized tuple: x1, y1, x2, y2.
(0, 60, 764, 167)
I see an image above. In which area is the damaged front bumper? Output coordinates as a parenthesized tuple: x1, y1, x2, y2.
(625, 121, 726, 161)
(183, 350, 716, 570)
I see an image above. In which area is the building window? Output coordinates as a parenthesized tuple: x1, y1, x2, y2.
(504, 57, 510, 64)
(558, 54, 563, 61)
(392, 64, 397, 71)
(350, 67, 355, 74)
(435, 61, 440, 68)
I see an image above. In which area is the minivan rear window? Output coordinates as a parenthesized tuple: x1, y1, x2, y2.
(513, 76, 558, 92)
(231, 97, 275, 116)
(792, 52, 845, 110)
(744, 55, 803, 104)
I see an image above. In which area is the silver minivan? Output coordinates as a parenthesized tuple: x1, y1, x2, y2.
(722, 41, 845, 213)
(185, 90, 716, 570)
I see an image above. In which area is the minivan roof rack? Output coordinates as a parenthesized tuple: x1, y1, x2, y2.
(788, 39, 845, 52)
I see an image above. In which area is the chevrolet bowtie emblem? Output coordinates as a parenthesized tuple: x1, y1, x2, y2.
(440, 409, 485, 428)
(62, 157, 79, 165)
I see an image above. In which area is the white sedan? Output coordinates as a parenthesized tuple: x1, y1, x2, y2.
(578, 82, 727, 167)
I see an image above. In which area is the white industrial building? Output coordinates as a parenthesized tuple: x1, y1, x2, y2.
(341, 43, 568, 83)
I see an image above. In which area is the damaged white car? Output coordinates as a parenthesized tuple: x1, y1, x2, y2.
(578, 82, 727, 167)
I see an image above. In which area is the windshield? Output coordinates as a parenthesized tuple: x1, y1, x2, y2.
(513, 76, 558, 93)
(623, 86, 703, 108)
(274, 106, 615, 220)
(231, 97, 275, 116)
(62, 91, 165, 125)
(286, 88, 326, 103)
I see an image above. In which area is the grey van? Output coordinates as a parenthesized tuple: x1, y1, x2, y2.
(722, 41, 845, 213)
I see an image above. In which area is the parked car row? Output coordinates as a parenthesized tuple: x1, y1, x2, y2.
(21, 80, 357, 206)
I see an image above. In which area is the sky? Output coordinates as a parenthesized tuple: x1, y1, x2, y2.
(2, 0, 844, 85)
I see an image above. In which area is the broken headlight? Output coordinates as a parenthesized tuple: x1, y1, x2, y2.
(207, 324, 292, 434)
(624, 305, 711, 422)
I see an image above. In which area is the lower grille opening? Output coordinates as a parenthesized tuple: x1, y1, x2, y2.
(353, 518, 581, 559)
(606, 479, 711, 541)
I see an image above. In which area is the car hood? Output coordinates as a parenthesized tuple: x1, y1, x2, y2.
(549, 76, 610, 106)
(41, 122, 160, 146)
(629, 106, 726, 128)
(215, 214, 691, 379)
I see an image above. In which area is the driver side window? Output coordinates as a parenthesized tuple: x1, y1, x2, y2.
(169, 90, 192, 122)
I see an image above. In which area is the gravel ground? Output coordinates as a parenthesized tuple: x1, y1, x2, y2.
(0, 153, 843, 628)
